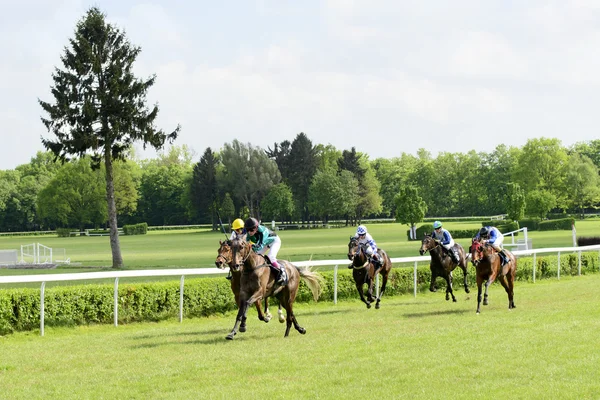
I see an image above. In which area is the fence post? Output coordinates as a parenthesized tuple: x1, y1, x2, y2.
(114, 278, 119, 327)
(40, 282, 46, 337)
(413, 261, 418, 298)
(578, 251, 582, 276)
(557, 251, 561, 280)
(334, 265, 338, 305)
(533, 253, 537, 283)
(179, 275, 185, 323)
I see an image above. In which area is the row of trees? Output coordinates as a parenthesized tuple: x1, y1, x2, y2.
(2, 137, 599, 234)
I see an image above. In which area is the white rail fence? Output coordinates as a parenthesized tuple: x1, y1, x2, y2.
(1, 244, 600, 336)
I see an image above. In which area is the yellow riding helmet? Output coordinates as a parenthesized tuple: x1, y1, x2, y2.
(232, 218, 244, 230)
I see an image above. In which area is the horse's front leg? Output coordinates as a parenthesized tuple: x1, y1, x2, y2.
(355, 280, 371, 308)
(429, 265, 437, 292)
(476, 275, 484, 314)
(226, 300, 249, 340)
(254, 298, 271, 323)
(444, 272, 456, 302)
(461, 264, 470, 293)
(366, 269, 376, 306)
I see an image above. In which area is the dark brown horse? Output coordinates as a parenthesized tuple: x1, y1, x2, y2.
(469, 239, 517, 314)
(215, 240, 284, 333)
(347, 236, 392, 309)
(419, 235, 469, 302)
(226, 238, 323, 339)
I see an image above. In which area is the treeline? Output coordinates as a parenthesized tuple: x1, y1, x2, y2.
(0, 135, 599, 232)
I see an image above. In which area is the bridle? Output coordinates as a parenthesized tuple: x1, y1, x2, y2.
(232, 240, 267, 271)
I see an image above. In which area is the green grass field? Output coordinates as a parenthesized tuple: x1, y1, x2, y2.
(1, 219, 598, 271)
(1, 275, 599, 399)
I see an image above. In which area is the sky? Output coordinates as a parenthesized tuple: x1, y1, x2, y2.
(1, 0, 600, 170)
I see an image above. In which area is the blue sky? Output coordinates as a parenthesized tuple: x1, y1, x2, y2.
(2, 0, 600, 169)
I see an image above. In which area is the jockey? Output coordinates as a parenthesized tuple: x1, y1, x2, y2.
(350, 225, 381, 269)
(431, 221, 460, 263)
(224, 218, 247, 280)
(244, 217, 287, 285)
(476, 226, 509, 265)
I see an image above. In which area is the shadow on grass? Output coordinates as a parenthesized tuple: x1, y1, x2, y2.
(403, 309, 470, 318)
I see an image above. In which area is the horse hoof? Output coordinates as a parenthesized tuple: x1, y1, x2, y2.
(298, 327, 306, 335)
(476, 311, 480, 314)
(483, 300, 488, 306)
(240, 325, 246, 333)
(429, 287, 437, 292)
(375, 303, 380, 309)
(465, 288, 470, 294)
(226, 333, 235, 340)
(366, 303, 372, 309)
(452, 298, 457, 303)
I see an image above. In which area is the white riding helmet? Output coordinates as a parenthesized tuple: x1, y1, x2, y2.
(357, 225, 367, 235)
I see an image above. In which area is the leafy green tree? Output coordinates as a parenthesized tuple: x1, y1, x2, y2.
(394, 186, 427, 239)
(505, 182, 526, 221)
(314, 144, 342, 172)
(571, 140, 600, 171)
(39, 7, 179, 267)
(525, 189, 556, 219)
(337, 147, 365, 180)
(261, 183, 295, 222)
(513, 138, 568, 206)
(308, 169, 359, 222)
(564, 153, 600, 218)
(190, 148, 219, 226)
(219, 193, 235, 227)
(219, 140, 280, 218)
(137, 147, 192, 226)
(37, 158, 107, 230)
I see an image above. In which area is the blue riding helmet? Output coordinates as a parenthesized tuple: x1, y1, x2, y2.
(433, 221, 442, 229)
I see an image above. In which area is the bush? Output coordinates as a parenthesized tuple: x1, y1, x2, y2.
(406, 224, 434, 241)
(538, 218, 574, 231)
(56, 228, 72, 238)
(481, 221, 520, 234)
(123, 223, 148, 235)
(518, 218, 540, 231)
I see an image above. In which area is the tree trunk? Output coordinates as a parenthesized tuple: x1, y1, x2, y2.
(104, 152, 124, 268)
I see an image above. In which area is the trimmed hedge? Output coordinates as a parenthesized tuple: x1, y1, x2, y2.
(2, 251, 599, 335)
(518, 218, 540, 231)
(538, 218, 575, 231)
(123, 223, 148, 235)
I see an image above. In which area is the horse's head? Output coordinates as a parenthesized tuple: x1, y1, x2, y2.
(347, 236, 360, 260)
(469, 238, 485, 266)
(215, 240, 234, 269)
(419, 234, 437, 255)
(230, 237, 253, 271)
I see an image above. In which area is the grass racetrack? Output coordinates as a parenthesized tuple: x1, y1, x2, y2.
(1, 274, 599, 399)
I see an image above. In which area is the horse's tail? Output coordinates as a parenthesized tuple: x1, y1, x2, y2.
(296, 266, 324, 302)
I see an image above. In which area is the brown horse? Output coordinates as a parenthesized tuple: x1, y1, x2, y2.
(419, 235, 470, 302)
(469, 239, 517, 314)
(226, 238, 323, 340)
(215, 240, 284, 333)
(347, 236, 392, 309)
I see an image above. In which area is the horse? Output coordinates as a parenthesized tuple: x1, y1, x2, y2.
(347, 236, 392, 309)
(226, 237, 323, 339)
(215, 240, 284, 334)
(469, 239, 517, 314)
(418, 234, 470, 302)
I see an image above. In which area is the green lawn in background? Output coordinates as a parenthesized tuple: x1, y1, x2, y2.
(1, 275, 599, 399)
(1, 219, 598, 286)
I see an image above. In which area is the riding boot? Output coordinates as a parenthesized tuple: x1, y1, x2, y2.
(226, 271, 232, 280)
(371, 255, 381, 270)
(272, 261, 287, 285)
(498, 250, 508, 266)
(347, 263, 354, 269)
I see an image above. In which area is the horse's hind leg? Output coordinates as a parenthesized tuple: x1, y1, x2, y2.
(282, 301, 305, 337)
(375, 272, 388, 309)
(476, 275, 484, 314)
(498, 275, 513, 310)
(461, 265, 470, 293)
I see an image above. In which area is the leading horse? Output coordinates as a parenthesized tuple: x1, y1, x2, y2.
(215, 240, 284, 333)
(419, 234, 470, 302)
(347, 236, 392, 309)
(226, 237, 323, 339)
(469, 239, 517, 314)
